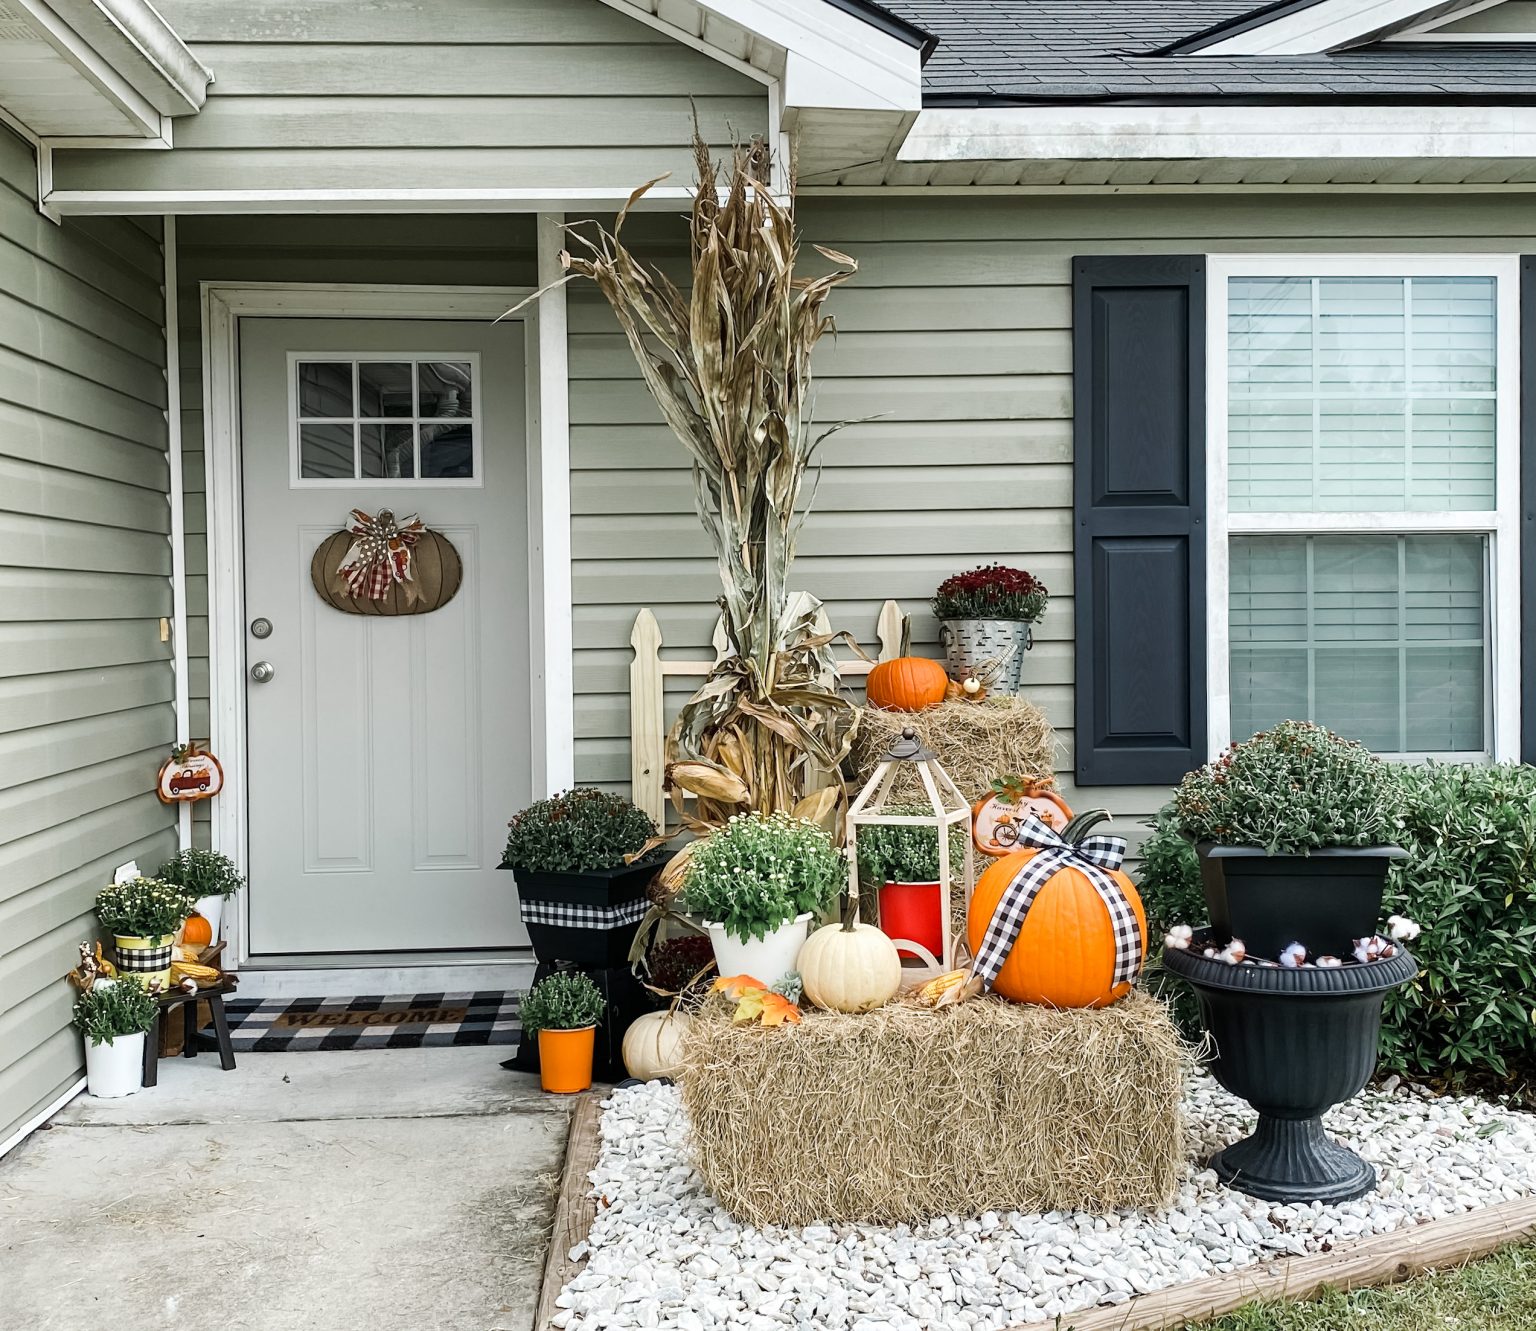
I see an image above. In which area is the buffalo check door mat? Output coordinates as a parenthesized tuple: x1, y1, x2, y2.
(221, 991, 521, 1051)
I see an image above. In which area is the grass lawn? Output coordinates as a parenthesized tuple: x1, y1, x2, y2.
(1190, 1240, 1536, 1329)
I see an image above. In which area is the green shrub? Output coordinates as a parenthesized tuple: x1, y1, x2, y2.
(1134, 804, 1206, 1040)
(94, 877, 193, 938)
(73, 975, 157, 1046)
(1380, 763, 1536, 1088)
(855, 809, 969, 884)
(520, 972, 606, 1033)
(157, 848, 245, 900)
(680, 811, 844, 941)
(1173, 720, 1402, 854)
(502, 788, 658, 874)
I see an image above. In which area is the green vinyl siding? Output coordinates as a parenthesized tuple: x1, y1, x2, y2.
(51, 0, 766, 197)
(1435, 1, 1536, 32)
(173, 214, 539, 844)
(568, 192, 1536, 845)
(0, 128, 175, 1147)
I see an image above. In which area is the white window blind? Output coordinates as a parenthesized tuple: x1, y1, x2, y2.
(1228, 276, 1496, 513)
(1215, 261, 1512, 762)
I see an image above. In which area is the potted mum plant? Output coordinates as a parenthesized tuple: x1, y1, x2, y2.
(1173, 720, 1405, 958)
(500, 789, 664, 966)
(520, 971, 607, 1094)
(679, 811, 844, 984)
(73, 973, 157, 1098)
(933, 563, 1049, 696)
(95, 877, 193, 991)
(855, 809, 968, 960)
(156, 848, 244, 946)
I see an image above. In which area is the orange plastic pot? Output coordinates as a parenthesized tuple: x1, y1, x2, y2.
(537, 1026, 596, 1094)
(877, 880, 944, 960)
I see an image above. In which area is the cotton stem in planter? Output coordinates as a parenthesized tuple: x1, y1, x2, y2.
(511, 134, 862, 824)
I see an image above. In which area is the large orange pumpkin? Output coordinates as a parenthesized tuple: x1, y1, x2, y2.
(966, 811, 1146, 1009)
(181, 914, 213, 948)
(865, 656, 948, 711)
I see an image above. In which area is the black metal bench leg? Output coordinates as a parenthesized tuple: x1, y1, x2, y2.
(142, 1012, 159, 1087)
(183, 997, 198, 1057)
(208, 993, 236, 1070)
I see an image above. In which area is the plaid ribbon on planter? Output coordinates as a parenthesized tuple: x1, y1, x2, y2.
(113, 936, 174, 975)
(517, 897, 652, 930)
(970, 813, 1143, 991)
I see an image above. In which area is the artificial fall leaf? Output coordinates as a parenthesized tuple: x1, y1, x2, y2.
(731, 990, 768, 1024)
(730, 989, 802, 1027)
(712, 974, 767, 1001)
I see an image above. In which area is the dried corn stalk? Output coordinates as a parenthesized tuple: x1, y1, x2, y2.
(560, 135, 861, 822)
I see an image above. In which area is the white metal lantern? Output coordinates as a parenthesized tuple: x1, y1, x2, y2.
(846, 726, 976, 973)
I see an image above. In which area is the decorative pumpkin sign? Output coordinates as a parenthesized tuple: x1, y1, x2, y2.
(966, 810, 1146, 1009)
(865, 656, 948, 712)
(972, 777, 1074, 857)
(310, 508, 462, 616)
(157, 744, 224, 804)
(798, 922, 901, 1013)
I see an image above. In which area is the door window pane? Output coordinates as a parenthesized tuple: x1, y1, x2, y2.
(297, 362, 353, 417)
(1230, 534, 1486, 755)
(298, 424, 355, 479)
(293, 355, 476, 482)
(1228, 276, 1496, 512)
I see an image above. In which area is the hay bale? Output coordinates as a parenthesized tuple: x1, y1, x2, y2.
(849, 698, 1058, 804)
(678, 991, 1183, 1226)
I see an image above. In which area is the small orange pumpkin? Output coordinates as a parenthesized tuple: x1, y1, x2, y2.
(182, 914, 213, 948)
(966, 810, 1146, 1009)
(865, 657, 948, 711)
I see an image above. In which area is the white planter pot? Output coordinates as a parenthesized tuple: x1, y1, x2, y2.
(193, 894, 223, 941)
(84, 1031, 145, 1098)
(705, 912, 812, 988)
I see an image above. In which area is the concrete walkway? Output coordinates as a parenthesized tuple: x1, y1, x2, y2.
(0, 1049, 572, 1331)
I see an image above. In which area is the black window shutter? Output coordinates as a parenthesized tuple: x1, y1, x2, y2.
(1523, 257, 1535, 763)
(1072, 256, 1207, 786)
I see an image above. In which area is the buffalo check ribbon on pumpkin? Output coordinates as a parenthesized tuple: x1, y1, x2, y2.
(970, 813, 1143, 991)
(336, 508, 425, 601)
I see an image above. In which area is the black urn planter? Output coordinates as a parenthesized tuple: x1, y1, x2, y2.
(502, 853, 665, 968)
(1195, 844, 1406, 959)
(1164, 931, 1416, 1204)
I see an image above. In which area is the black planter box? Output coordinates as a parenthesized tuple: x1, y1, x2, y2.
(1196, 844, 1405, 959)
(503, 854, 663, 968)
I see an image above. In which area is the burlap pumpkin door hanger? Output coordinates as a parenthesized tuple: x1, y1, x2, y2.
(310, 507, 462, 616)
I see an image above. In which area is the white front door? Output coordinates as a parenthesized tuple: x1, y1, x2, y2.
(239, 318, 531, 955)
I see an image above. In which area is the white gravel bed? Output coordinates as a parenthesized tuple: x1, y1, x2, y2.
(549, 1076, 1536, 1330)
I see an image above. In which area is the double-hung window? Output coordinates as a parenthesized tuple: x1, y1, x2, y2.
(1207, 256, 1520, 761)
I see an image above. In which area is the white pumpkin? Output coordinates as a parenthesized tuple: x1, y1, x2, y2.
(798, 923, 902, 1013)
(622, 1009, 694, 1081)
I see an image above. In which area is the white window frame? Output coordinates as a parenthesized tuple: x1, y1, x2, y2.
(1206, 253, 1522, 763)
(286, 350, 484, 488)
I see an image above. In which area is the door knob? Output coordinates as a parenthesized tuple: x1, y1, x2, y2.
(250, 660, 275, 684)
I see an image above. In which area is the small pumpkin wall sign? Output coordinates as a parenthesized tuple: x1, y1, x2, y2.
(310, 508, 462, 616)
(157, 744, 224, 804)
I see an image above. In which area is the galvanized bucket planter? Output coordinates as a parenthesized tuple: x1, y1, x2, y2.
(939, 619, 1033, 694)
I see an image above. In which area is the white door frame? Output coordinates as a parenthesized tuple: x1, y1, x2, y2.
(200, 278, 572, 970)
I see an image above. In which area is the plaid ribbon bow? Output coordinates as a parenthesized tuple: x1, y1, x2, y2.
(336, 508, 424, 600)
(970, 813, 1144, 991)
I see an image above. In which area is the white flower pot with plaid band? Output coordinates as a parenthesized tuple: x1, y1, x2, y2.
(84, 1030, 145, 1098)
(704, 913, 812, 989)
(113, 933, 174, 991)
(939, 619, 1033, 695)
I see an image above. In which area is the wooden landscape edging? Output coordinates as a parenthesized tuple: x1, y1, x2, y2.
(1048, 1195, 1536, 1331)
(535, 1094, 602, 1331)
(537, 1098, 1536, 1331)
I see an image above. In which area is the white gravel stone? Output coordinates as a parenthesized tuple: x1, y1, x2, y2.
(556, 1074, 1536, 1330)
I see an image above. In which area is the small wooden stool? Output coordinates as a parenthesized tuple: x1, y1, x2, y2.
(142, 983, 237, 1087)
